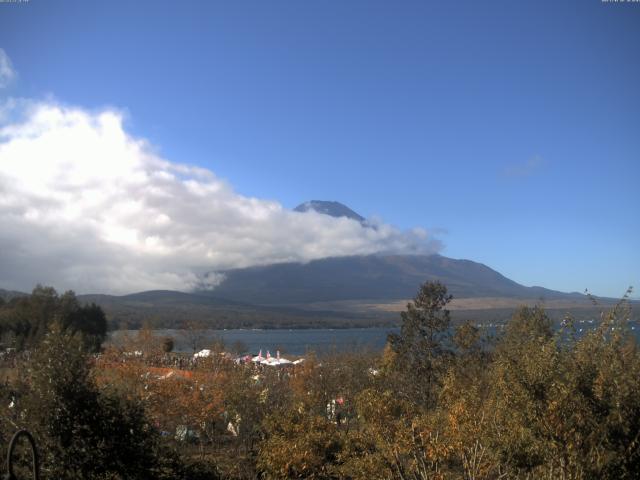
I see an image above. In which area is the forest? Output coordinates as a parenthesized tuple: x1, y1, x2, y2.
(0, 282, 638, 479)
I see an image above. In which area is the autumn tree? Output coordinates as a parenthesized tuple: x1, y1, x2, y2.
(182, 319, 207, 353)
(258, 409, 343, 479)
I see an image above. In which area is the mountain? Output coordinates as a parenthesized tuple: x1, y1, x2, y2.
(0, 288, 28, 301)
(2, 201, 610, 328)
(76, 290, 386, 330)
(207, 254, 582, 305)
(294, 200, 365, 222)
(2, 262, 625, 330)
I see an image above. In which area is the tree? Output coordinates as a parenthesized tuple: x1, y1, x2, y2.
(58, 292, 108, 352)
(388, 281, 452, 405)
(258, 409, 343, 479)
(6, 285, 58, 349)
(182, 320, 207, 353)
(161, 336, 175, 353)
(230, 340, 248, 355)
(485, 301, 640, 479)
(0, 286, 107, 352)
(20, 324, 161, 479)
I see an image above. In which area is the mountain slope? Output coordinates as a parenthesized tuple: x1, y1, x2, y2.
(0, 288, 28, 301)
(207, 254, 581, 305)
(76, 289, 386, 329)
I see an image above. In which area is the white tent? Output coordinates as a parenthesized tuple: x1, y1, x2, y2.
(259, 350, 293, 367)
(251, 349, 264, 363)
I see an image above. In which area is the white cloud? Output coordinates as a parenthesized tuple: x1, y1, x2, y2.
(0, 49, 16, 88)
(0, 100, 441, 294)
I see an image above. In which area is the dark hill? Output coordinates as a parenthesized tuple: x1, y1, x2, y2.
(207, 254, 582, 305)
(76, 290, 383, 330)
(0, 288, 28, 301)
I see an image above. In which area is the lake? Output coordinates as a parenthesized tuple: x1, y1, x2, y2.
(110, 327, 398, 355)
(109, 321, 640, 356)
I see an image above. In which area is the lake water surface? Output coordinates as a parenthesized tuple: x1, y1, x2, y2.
(110, 322, 640, 356)
(110, 327, 399, 355)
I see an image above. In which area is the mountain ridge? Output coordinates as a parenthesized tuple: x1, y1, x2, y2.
(204, 253, 584, 305)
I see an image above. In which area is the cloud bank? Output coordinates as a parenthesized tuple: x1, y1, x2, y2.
(0, 100, 441, 294)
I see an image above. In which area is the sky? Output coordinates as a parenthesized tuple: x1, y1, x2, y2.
(0, 0, 638, 297)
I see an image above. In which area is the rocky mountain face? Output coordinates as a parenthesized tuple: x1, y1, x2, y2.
(294, 200, 365, 222)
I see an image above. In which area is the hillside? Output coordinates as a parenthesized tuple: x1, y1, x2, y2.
(0, 288, 28, 301)
(77, 290, 391, 330)
(206, 254, 584, 305)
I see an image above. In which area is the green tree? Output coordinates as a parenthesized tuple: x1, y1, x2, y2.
(58, 291, 107, 352)
(21, 324, 161, 479)
(487, 301, 640, 479)
(161, 336, 175, 353)
(388, 281, 452, 405)
(0, 286, 107, 352)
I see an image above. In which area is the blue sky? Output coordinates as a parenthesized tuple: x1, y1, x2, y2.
(0, 0, 638, 297)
